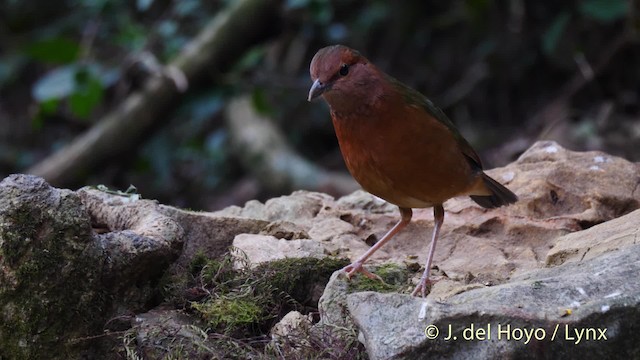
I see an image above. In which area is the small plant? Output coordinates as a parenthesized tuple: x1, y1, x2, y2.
(150, 249, 360, 358)
(191, 297, 264, 331)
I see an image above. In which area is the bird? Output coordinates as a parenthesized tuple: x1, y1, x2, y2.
(307, 45, 517, 297)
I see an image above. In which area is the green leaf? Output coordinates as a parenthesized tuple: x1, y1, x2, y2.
(32, 65, 106, 119)
(542, 12, 570, 56)
(32, 98, 60, 129)
(579, 0, 627, 23)
(26, 38, 80, 64)
(251, 88, 272, 115)
(69, 75, 104, 119)
(116, 22, 147, 51)
(40, 98, 60, 115)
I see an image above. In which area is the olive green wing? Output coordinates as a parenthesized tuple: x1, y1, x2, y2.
(387, 74, 484, 171)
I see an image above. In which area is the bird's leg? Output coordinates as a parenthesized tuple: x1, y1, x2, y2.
(412, 204, 444, 297)
(341, 207, 413, 280)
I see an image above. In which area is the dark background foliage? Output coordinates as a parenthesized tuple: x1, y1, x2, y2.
(0, 0, 637, 210)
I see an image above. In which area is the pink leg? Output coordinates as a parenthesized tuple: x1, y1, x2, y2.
(341, 207, 412, 280)
(412, 204, 444, 297)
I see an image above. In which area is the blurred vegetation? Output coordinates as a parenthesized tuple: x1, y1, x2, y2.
(0, 0, 638, 210)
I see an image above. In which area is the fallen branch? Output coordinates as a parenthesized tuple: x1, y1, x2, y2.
(225, 96, 358, 197)
(28, 0, 282, 187)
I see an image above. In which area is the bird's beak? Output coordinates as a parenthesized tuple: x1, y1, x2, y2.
(308, 79, 327, 102)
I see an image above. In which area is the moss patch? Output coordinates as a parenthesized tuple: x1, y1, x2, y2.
(192, 297, 264, 329)
(153, 251, 358, 358)
(348, 263, 409, 293)
(0, 183, 108, 359)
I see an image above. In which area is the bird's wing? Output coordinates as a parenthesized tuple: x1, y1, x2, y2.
(388, 75, 484, 171)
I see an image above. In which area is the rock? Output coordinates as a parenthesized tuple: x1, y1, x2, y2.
(0, 175, 107, 359)
(397, 140, 640, 285)
(260, 220, 310, 240)
(271, 310, 313, 338)
(308, 217, 355, 242)
(0, 175, 185, 359)
(161, 207, 268, 268)
(318, 272, 359, 330)
(78, 188, 184, 305)
(347, 243, 640, 359)
(546, 208, 640, 266)
(270, 311, 314, 356)
(231, 234, 326, 267)
(212, 191, 333, 225)
(133, 309, 214, 359)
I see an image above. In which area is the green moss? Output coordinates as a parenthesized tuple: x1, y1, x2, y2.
(188, 250, 209, 274)
(251, 257, 350, 303)
(153, 250, 365, 358)
(191, 298, 264, 330)
(140, 248, 371, 359)
(0, 192, 107, 359)
(373, 263, 409, 284)
(177, 253, 349, 337)
(348, 263, 409, 293)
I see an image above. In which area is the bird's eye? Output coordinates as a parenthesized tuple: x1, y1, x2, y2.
(339, 64, 349, 76)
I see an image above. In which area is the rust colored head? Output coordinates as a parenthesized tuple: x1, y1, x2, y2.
(308, 45, 383, 112)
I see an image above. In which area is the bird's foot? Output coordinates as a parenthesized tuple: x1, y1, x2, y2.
(340, 262, 383, 281)
(411, 276, 442, 297)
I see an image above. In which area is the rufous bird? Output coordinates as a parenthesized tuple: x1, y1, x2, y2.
(307, 45, 517, 297)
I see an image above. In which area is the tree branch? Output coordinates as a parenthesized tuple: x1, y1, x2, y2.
(226, 96, 358, 197)
(27, 0, 282, 187)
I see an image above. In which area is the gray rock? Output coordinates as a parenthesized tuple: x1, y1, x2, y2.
(546, 208, 640, 266)
(161, 207, 268, 268)
(0, 175, 185, 359)
(270, 310, 314, 356)
(231, 234, 326, 267)
(347, 242, 640, 359)
(0, 175, 106, 359)
(133, 309, 214, 359)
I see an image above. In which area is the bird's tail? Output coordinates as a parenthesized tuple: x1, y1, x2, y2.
(470, 173, 518, 209)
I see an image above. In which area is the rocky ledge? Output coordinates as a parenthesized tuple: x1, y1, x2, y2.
(0, 141, 639, 359)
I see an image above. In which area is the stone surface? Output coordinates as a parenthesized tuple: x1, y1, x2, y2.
(546, 208, 640, 266)
(232, 234, 326, 267)
(318, 271, 359, 330)
(347, 243, 640, 359)
(161, 207, 268, 268)
(0, 176, 184, 359)
(78, 188, 185, 305)
(133, 309, 214, 359)
(0, 175, 107, 359)
(270, 310, 314, 355)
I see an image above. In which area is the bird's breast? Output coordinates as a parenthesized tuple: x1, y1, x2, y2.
(331, 104, 480, 208)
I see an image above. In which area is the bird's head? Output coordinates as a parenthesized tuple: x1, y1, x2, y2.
(308, 45, 379, 111)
